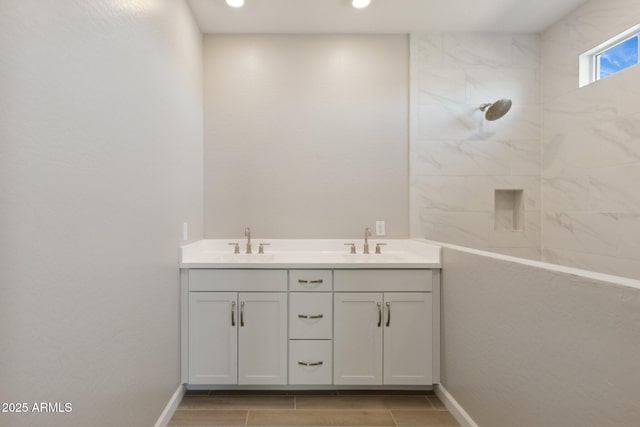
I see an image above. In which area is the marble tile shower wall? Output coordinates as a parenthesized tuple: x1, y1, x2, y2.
(542, 0, 640, 279)
(409, 33, 542, 260)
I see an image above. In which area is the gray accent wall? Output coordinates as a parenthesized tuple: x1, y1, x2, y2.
(0, 1, 203, 426)
(203, 35, 409, 239)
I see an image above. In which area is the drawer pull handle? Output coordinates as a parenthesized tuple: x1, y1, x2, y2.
(298, 279, 324, 284)
(377, 302, 382, 327)
(298, 314, 324, 319)
(240, 301, 245, 327)
(298, 361, 323, 366)
(386, 302, 391, 327)
(231, 301, 236, 327)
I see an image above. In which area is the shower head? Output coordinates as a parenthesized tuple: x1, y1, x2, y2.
(479, 99, 512, 121)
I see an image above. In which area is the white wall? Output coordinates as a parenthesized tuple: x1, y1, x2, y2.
(438, 244, 640, 427)
(203, 35, 409, 239)
(542, 0, 640, 279)
(409, 34, 542, 260)
(0, 1, 203, 426)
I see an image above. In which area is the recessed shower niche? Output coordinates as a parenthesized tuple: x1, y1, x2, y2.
(494, 189, 524, 232)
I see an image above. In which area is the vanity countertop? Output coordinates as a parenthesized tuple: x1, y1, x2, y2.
(180, 239, 441, 269)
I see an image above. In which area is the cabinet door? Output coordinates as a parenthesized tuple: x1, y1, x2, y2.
(383, 292, 433, 385)
(238, 292, 288, 385)
(188, 292, 238, 385)
(334, 293, 383, 385)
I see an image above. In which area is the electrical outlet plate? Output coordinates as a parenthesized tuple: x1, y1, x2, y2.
(375, 220, 385, 236)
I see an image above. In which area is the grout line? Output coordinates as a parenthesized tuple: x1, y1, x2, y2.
(425, 395, 435, 409)
(389, 409, 399, 427)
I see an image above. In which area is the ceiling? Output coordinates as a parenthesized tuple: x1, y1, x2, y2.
(187, 0, 587, 34)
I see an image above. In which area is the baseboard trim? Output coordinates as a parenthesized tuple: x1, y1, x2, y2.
(435, 384, 479, 427)
(154, 383, 185, 427)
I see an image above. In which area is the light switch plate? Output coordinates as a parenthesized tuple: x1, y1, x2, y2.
(375, 221, 385, 236)
(183, 222, 189, 241)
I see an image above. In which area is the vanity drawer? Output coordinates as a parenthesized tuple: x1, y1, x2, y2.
(289, 293, 332, 339)
(334, 269, 432, 292)
(189, 269, 287, 292)
(289, 340, 332, 385)
(289, 270, 332, 292)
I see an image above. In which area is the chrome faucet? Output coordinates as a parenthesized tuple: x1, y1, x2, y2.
(244, 227, 252, 254)
(363, 227, 372, 254)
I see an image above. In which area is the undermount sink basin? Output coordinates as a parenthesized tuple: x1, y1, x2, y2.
(204, 253, 276, 263)
(340, 253, 404, 261)
(200, 251, 410, 264)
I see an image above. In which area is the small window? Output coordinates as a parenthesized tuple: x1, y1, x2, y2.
(596, 35, 639, 80)
(579, 25, 640, 87)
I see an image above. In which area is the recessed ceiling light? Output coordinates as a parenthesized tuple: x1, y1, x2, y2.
(352, 0, 370, 8)
(226, 0, 244, 8)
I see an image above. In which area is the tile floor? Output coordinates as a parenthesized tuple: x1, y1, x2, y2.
(169, 392, 460, 427)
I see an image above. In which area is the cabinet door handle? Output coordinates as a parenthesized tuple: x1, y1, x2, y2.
(298, 361, 323, 366)
(231, 301, 236, 327)
(377, 302, 382, 327)
(385, 302, 391, 327)
(298, 279, 323, 284)
(240, 301, 245, 327)
(298, 314, 324, 319)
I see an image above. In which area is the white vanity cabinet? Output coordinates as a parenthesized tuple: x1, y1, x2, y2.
(182, 266, 438, 388)
(333, 270, 433, 386)
(186, 270, 288, 385)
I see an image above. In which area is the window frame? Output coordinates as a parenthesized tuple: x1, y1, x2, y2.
(579, 24, 640, 88)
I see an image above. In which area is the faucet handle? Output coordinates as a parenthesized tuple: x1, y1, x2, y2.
(344, 243, 357, 254)
(228, 242, 240, 254)
(375, 243, 387, 254)
(244, 227, 252, 254)
(258, 243, 270, 254)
